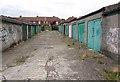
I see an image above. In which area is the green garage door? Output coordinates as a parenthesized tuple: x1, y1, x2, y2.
(88, 18, 101, 51)
(61, 25, 63, 33)
(94, 19, 101, 51)
(31, 25, 35, 36)
(72, 23, 77, 41)
(65, 24, 69, 36)
(37, 25, 41, 33)
(78, 22, 85, 44)
(22, 24, 27, 41)
(28, 25, 31, 38)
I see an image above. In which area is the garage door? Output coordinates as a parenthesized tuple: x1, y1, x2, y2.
(65, 24, 69, 36)
(78, 22, 85, 44)
(22, 24, 27, 41)
(88, 18, 101, 51)
(72, 23, 77, 41)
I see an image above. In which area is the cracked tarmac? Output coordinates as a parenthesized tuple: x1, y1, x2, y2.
(1, 31, 117, 80)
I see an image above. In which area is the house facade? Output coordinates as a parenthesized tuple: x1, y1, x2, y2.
(19, 16, 61, 31)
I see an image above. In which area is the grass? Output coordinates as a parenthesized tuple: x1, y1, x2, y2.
(62, 35, 75, 48)
(96, 60, 104, 64)
(6, 64, 15, 68)
(33, 49, 37, 51)
(15, 56, 29, 65)
(62, 34, 88, 49)
(45, 55, 54, 66)
(80, 50, 98, 60)
(48, 55, 54, 62)
(6, 55, 29, 68)
(103, 69, 120, 81)
(67, 43, 74, 48)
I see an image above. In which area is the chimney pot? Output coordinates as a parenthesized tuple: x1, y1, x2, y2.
(19, 15, 22, 18)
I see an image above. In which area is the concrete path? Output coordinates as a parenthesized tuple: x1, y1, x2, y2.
(1, 31, 116, 80)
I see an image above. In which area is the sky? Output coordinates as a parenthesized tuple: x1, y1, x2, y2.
(0, 0, 119, 19)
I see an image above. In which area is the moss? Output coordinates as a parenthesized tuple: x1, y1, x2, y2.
(103, 69, 120, 81)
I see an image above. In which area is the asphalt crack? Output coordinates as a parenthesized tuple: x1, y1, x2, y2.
(45, 54, 60, 80)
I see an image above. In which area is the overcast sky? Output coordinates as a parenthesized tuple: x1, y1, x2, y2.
(0, 0, 119, 19)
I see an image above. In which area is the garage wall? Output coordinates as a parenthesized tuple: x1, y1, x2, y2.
(102, 13, 119, 55)
(118, 14, 120, 57)
(0, 21, 22, 51)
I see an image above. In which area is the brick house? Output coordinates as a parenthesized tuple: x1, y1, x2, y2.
(19, 16, 61, 26)
(17, 16, 61, 31)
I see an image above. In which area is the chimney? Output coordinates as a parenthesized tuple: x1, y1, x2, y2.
(19, 15, 22, 18)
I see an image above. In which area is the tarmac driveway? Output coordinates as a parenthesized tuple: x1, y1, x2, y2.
(1, 31, 117, 80)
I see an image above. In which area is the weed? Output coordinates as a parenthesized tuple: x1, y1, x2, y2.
(80, 50, 97, 60)
(103, 69, 120, 81)
(15, 56, 29, 65)
(6, 56, 29, 68)
(6, 64, 15, 68)
(48, 55, 54, 62)
(97, 60, 104, 64)
(33, 49, 37, 51)
(45, 55, 54, 66)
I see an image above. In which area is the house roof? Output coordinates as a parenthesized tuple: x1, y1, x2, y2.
(59, 16, 77, 24)
(68, 17, 77, 23)
(0, 15, 22, 25)
(20, 16, 61, 22)
(103, 2, 120, 15)
(65, 16, 77, 23)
